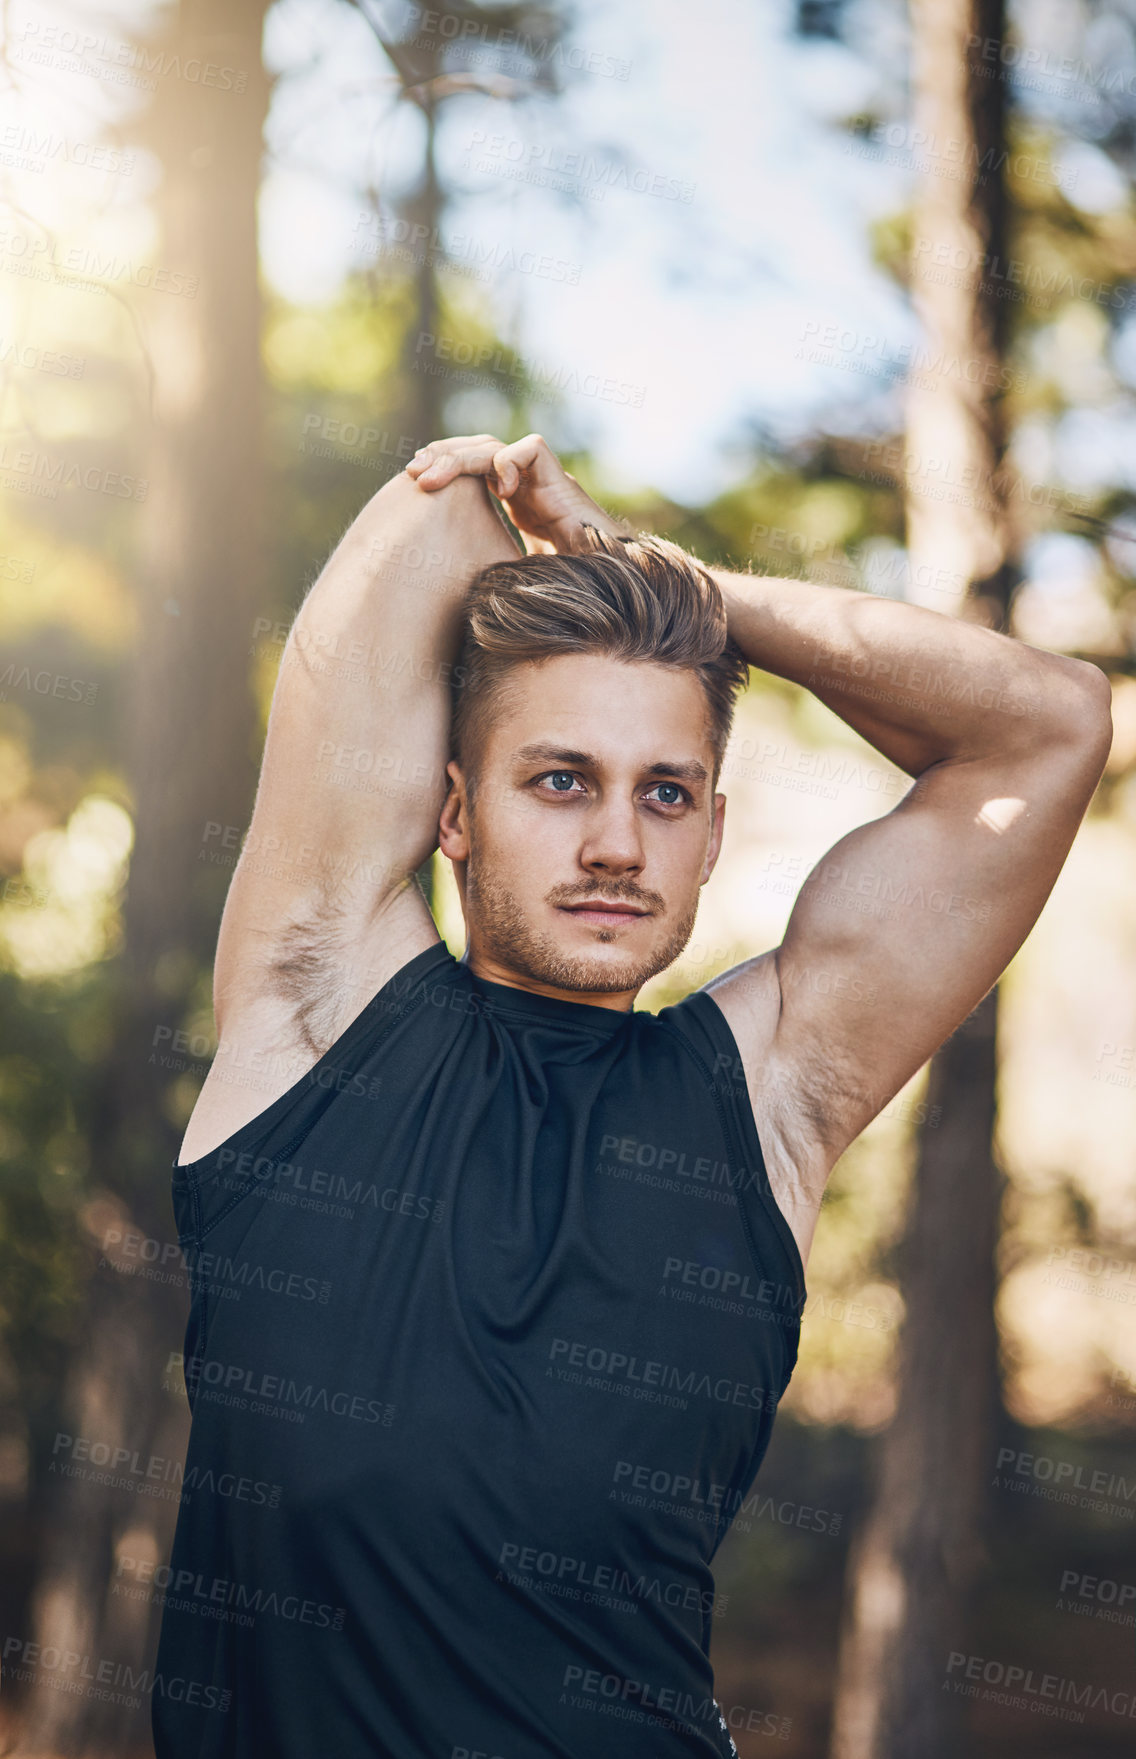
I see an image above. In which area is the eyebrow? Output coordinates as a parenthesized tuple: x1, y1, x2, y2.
(511, 742, 709, 785)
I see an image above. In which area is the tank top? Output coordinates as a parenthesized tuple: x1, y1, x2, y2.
(151, 940, 806, 1758)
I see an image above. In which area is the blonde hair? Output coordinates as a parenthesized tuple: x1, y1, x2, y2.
(451, 523, 750, 798)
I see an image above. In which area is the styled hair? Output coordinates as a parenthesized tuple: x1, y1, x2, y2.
(450, 522, 750, 801)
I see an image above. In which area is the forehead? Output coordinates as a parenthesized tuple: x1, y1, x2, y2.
(483, 653, 714, 768)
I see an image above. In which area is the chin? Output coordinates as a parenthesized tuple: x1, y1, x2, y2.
(464, 859, 697, 994)
(529, 929, 681, 995)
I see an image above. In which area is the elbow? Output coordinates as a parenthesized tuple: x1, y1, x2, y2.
(1040, 656, 1113, 774)
(380, 467, 487, 509)
(1065, 656, 1112, 746)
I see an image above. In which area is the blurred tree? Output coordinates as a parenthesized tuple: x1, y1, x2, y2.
(827, 3, 1010, 1755)
(12, 0, 273, 1751)
(346, 0, 564, 438)
(343, 0, 569, 905)
(9, 5, 577, 1750)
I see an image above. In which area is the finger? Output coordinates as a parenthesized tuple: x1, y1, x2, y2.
(408, 434, 502, 468)
(405, 442, 441, 478)
(490, 448, 522, 496)
(498, 434, 558, 484)
(410, 452, 481, 488)
(407, 438, 503, 486)
(488, 434, 553, 497)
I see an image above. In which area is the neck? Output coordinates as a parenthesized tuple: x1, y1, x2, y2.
(459, 947, 637, 1013)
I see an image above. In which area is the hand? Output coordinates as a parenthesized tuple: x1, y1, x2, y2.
(404, 432, 624, 555)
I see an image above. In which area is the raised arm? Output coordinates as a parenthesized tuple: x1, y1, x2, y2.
(177, 464, 521, 1164)
(700, 567, 1112, 1260)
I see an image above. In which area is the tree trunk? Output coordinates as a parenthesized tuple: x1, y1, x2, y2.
(400, 91, 446, 911)
(829, 994, 1002, 1758)
(828, 2, 1012, 1754)
(14, 3, 270, 1752)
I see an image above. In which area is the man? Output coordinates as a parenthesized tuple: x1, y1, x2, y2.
(153, 432, 1110, 1758)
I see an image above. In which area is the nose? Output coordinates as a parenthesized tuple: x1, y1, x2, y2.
(578, 795, 646, 877)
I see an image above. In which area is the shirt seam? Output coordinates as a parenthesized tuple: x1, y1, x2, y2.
(654, 1010, 805, 1408)
(654, 1010, 805, 1305)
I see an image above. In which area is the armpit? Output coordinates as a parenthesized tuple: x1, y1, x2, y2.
(266, 883, 385, 1060)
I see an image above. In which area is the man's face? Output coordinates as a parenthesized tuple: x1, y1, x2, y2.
(437, 654, 727, 1007)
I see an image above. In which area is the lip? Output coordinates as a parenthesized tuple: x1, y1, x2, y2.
(558, 903, 651, 924)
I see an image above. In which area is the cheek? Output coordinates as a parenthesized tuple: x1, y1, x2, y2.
(475, 804, 552, 869)
(650, 822, 706, 871)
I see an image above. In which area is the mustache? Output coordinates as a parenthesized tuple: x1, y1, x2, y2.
(549, 883, 664, 912)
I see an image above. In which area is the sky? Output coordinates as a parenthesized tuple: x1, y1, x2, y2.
(258, 0, 920, 500)
(4, 0, 1135, 531)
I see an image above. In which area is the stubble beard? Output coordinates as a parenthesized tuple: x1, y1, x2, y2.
(463, 850, 700, 995)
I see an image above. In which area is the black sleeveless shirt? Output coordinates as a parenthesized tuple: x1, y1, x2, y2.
(152, 942, 806, 1759)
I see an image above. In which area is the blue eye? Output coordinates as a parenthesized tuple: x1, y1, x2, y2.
(647, 782, 687, 806)
(548, 772, 578, 792)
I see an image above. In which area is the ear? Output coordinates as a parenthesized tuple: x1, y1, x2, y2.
(438, 759, 471, 861)
(701, 792, 726, 885)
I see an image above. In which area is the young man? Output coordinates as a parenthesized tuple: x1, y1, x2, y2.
(154, 433, 1110, 1758)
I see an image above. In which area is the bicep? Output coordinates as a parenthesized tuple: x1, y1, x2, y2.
(712, 717, 1109, 1171)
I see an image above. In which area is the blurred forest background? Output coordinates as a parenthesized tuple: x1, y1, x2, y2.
(0, 0, 1135, 1754)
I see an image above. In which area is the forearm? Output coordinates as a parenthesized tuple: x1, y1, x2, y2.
(253, 472, 521, 886)
(706, 566, 1104, 775)
(531, 478, 1102, 773)
(293, 469, 520, 677)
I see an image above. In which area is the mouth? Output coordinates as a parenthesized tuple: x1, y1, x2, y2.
(557, 901, 652, 927)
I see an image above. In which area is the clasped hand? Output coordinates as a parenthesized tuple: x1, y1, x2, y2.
(404, 431, 621, 555)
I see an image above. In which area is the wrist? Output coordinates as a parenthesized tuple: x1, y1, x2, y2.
(551, 500, 627, 553)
